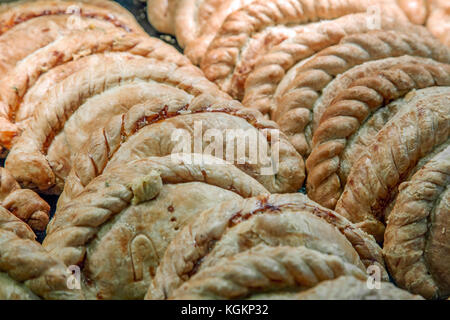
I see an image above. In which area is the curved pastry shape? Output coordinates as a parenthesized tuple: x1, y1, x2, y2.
(201, 0, 406, 99)
(271, 31, 450, 156)
(306, 58, 450, 210)
(5, 56, 229, 193)
(0, 0, 144, 35)
(168, 245, 366, 300)
(0, 29, 189, 149)
(43, 155, 269, 299)
(334, 93, 450, 241)
(397, 0, 428, 25)
(175, 0, 255, 64)
(0, 207, 83, 300)
(243, 11, 417, 116)
(0, 15, 119, 77)
(148, 193, 386, 300)
(61, 94, 304, 205)
(384, 145, 450, 299)
(0, 168, 50, 231)
(147, 0, 178, 34)
(426, 0, 450, 47)
(294, 276, 423, 300)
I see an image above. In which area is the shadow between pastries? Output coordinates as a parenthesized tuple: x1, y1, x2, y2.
(334, 91, 450, 242)
(60, 94, 304, 206)
(43, 155, 269, 299)
(147, 193, 387, 300)
(306, 57, 450, 210)
(269, 31, 450, 156)
(0, 205, 83, 300)
(5, 56, 229, 194)
(0, 28, 189, 151)
(384, 145, 450, 299)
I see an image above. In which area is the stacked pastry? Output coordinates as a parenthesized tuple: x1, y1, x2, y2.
(148, 0, 450, 300)
(0, 0, 447, 301)
(0, 168, 81, 299)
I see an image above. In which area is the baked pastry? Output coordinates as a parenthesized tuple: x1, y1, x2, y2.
(148, 193, 386, 300)
(0, 206, 83, 300)
(270, 31, 450, 156)
(0, 29, 189, 150)
(243, 11, 421, 115)
(0, 0, 144, 35)
(306, 57, 450, 210)
(426, 0, 450, 47)
(397, 0, 428, 25)
(0, 16, 119, 78)
(201, 0, 406, 99)
(43, 155, 269, 299)
(176, 0, 255, 65)
(0, 168, 50, 231)
(167, 245, 367, 300)
(60, 94, 304, 206)
(334, 91, 450, 241)
(147, 0, 178, 34)
(294, 276, 424, 300)
(384, 145, 449, 299)
(5, 56, 229, 193)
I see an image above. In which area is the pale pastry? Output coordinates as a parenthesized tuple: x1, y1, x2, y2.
(243, 11, 422, 115)
(0, 0, 144, 35)
(0, 206, 83, 300)
(384, 145, 450, 299)
(294, 276, 424, 300)
(43, 155, 269, 299)
(427, 0, 450, 47)
(147, 0, 178, 34)
(201, 0, 406, 99)
(61, 94, 304, 205)
(0, 29, 189, 150)
(397, 0, 428, 25)
(148, 193, 386, 300)
(168, 245, 366, 300)
(306, 57, 450, 210)
(0, 168, 50, 231)
(176, 0, 255, 65)
(335, 92, 449, 241)
(271, 31, 450, 156)
(5, 56, 229, 193)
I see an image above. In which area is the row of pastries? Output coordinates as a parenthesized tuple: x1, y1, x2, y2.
(0, 0, 448, 300)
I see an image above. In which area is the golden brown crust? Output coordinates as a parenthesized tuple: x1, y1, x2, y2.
(61, 94, 304, 204)
(168, 245, 366, 300)
(179, 0, 255, 65)
(0, 168, 50, 231)
(295, 276, 424, 300)
(0, 207, 83, 300)
(5, 56, 228, 194)
(306, 58, 450, 210)
(0, 29, 189, 150)
(243, 9, 416, 116)
(200, 0, 394, 98)
(0, 0, 144, 35)
(148, 193, 386, 300)
(147, 0, 178, 34)
(334, 93, 450, 241)
(271, 31, 450, 156)
(384, 145, 450, 299)
(44, 155, 269, 299)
